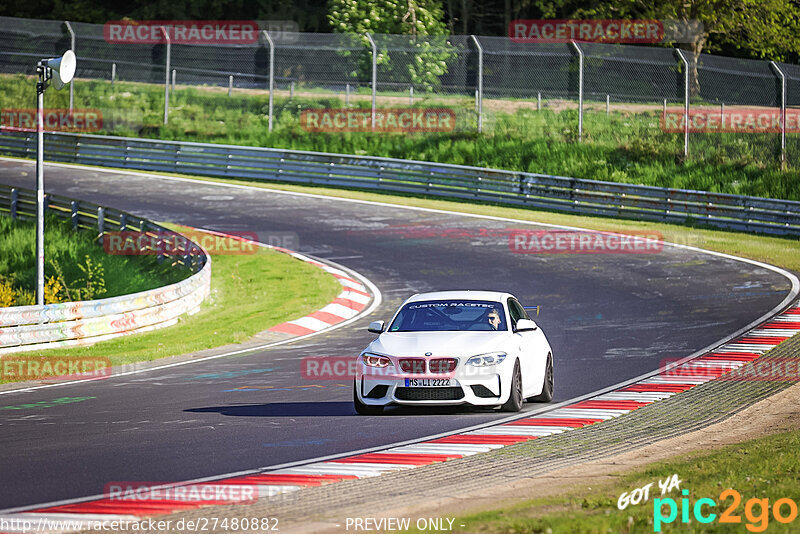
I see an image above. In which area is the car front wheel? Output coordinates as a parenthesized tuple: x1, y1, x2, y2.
(501, 360, 524, 412)
(354, 380, 384, 415)
(528, 353, 554, 403)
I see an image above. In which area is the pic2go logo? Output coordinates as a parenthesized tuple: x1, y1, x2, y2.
(654, 489, 799, 532)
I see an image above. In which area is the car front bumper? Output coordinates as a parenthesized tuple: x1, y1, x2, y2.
(357, 371, 511, 407)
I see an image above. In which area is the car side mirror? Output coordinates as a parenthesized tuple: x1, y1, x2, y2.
(367, 320, 385, 334)
(515, 319, 538, 332)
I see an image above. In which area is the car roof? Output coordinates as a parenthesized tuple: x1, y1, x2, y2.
(405, 290, 514, 304)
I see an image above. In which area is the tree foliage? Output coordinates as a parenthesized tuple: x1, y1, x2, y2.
(570, 0, 800, 62)
(327, 0, 455, 89)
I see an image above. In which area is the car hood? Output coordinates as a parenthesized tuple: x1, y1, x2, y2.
(368, 331, 512, 358)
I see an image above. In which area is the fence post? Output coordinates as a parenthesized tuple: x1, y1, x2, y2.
(470, 35, 483, 133)
(570, 41, 584, 141)
(71, 200, 79, 230)
(228, 75, 233, 96)
(171, 69, 176, 92)
(97, 206, 104, 245)
(770, 61, 787, 165)
(366, 33, 377, 130)
(675, 49, 690, 159)
(64, 21, 75, 112)
(111, 63, 116, 87)
(346, 83, 350, 106)
(161, 26, 170, 125)
(10, 188, 17, 219)
(263, 30, 274, 132)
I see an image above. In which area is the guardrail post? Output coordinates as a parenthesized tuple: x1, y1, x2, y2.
(70, 200, 79, 229)
(366, 33, 377, 130)
(263, 30, 274, 132)
(10, 188, 17, 219)
(161, 26, 171, 125)
(471, 35, 483, 134)
(119, 213, 127, 231)
(770, 61, 787, 165)
(64, 21, 75, 112)
(675, 49, 690, 159)
(97, 206, 104, 245)
(570, 41, 584, 142)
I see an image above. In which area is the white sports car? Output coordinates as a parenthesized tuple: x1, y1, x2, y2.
(354, 290, 554, 415)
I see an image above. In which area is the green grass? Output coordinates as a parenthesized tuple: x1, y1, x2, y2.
(445, 429, 800, 533)
(2, 73, 798, 201)
(0, 213, 187, 302)
(6, 225, 342, 368)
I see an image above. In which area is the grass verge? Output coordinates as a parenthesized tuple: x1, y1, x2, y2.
(445, 429, 800, 533)
(1, 224, 342, 377)
(2, 73, 798, 200)
(0, 213, 187, 305)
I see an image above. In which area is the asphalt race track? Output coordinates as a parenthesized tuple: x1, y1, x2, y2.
(0, 159, 794, 510)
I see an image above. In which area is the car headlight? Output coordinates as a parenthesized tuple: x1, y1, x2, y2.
(362, 352, 393, 368)
(465, 352, 507, 367)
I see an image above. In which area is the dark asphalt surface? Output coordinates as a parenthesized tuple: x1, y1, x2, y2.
(0, 159, 794, 510)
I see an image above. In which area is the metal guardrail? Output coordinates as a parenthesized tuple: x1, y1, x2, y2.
(1, 131, 799, 236)
(0, 182, 211, 353)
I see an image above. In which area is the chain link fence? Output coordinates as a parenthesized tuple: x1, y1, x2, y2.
(1, 15, 798, 168)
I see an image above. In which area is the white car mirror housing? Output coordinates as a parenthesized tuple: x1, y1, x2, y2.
(367, 320, 385, 333)
(515, 319, 538, 332)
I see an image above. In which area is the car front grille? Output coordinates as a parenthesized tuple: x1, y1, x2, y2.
(398, 358, 426, 373)
(395, 387, 464, 401)
(429, 358, 457, 373)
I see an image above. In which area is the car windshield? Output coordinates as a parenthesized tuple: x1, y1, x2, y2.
(388, 300, 507, 332)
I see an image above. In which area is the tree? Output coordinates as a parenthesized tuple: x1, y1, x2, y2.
(328, 0, 455, 90)
(573, 0, 800, 93)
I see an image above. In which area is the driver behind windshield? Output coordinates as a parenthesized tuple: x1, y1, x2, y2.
(486, 308, 502, 330)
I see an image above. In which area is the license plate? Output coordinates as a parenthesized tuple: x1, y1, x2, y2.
(405, 378, 450, 387)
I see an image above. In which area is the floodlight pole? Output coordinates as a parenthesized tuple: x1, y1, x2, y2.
(162, 26, 170, 125)
(570, 40, 584, 142)
(471, 35, 483, 133)
(675, 49, 690, 158)
(366, 33, 377, 130)
(770, 61, 787, 164)
(263, 30, 274, 132)
(64, 21, 75, 112)
(36, 63, 46, 306)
